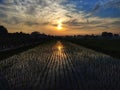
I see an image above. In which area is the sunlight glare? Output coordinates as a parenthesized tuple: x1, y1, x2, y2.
(58, 45, 62, 51)
(57, 20, 62, 30)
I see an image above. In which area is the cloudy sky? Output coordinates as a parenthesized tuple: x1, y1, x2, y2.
(0, 0, 120, 35)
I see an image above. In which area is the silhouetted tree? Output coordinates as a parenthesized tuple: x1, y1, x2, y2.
(31, 31, 40, 36)
(0, 25, 8, 35)
(114, 34, 119, 37)
(102, 32, 113, 37)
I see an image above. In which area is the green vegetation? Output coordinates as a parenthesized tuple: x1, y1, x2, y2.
(0, 40, 55, 61)
(0, 43, 40, 61)
(66, 38, 120, 59)
(0, 41, 120, 90)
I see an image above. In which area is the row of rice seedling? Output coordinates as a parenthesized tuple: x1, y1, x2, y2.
(0, 41, 120, 90)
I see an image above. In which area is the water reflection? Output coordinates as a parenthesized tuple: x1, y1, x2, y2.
(53, 41, 63, 52)
(52, 41, 65, 58)
(58, 42, 63, 52)
(58, 45, 62, 51)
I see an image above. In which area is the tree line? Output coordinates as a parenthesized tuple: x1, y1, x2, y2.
(0, 25, 53, 51)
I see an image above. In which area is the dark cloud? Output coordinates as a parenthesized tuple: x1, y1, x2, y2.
(2, 17, 21, 25)
(106, 0, 120, 8)
(51, 24, 57, 27)
(25, 22, 40, 26)
(92, 0, 120, 13)
(65, 14, 73, 18)
(64, 19, 85, 26)
(0, 12, 7, 18)
(109, 21, 120, 26)
(0, 0, 119, 34)
(92, 3, 101, 13)
(25, 21, 49, 26)
(89, 20, 102, 24)
(74, 25, 109, 30)
(25, 6, 36, 15)
(95, 25, 109, 29)
(65, 19, 103, 26)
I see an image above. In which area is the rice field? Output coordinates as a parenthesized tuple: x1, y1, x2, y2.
(0, 41, 120, 90)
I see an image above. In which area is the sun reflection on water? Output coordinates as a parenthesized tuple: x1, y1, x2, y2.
(58, 46, 62, 51)
(52, 41, 67, 60)
(56, 41, 63, 51)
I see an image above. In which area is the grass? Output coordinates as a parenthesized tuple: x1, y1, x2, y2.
(0, 43, 40, 61)
(0, 41, 120, 90)
(65, 38, 120, 59)
(0, 40, 55, 61)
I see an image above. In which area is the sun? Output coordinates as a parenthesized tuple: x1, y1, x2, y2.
(58, 24, 62, 30)
(57, 20, 62, 30)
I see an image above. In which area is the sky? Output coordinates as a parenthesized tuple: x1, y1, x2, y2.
(0, 0, 120, 35)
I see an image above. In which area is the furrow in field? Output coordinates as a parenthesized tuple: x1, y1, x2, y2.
(0, 41, 120, 90)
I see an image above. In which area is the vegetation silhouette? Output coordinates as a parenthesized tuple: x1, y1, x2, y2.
(0, 25, 120, 90)
(0, 25, 120, 59)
